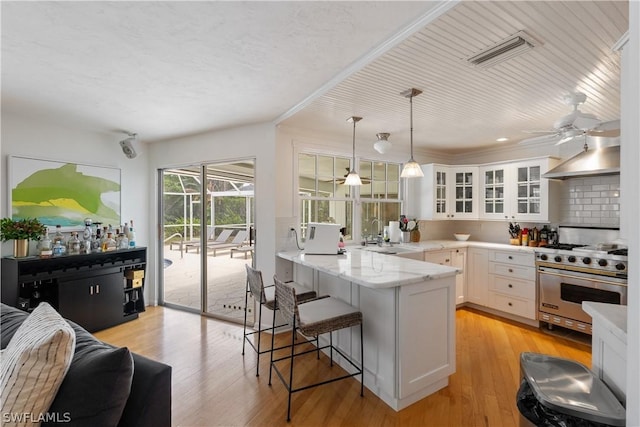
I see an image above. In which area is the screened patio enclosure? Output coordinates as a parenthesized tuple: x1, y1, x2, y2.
(160, 160, 255, 323)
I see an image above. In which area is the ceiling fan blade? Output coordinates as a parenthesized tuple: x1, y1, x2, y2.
(522, 129, 558, 135)
(519, 134, 560, 145)
(590, 119, 620, 132)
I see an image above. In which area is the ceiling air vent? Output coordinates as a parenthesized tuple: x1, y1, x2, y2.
(467, 31, 538, 68)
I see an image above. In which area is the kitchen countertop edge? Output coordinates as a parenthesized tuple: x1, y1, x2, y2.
(278, 250, 459, 289)
(582, 301, 627, 343)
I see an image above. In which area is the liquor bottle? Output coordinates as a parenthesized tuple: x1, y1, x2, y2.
(53, 225, 65, 246)
(128, 226, 136, 248)
(68, 232, 81, 255)
(92, 228, 102, 252)
(83, 218, 93, 241)
(118, 230, 129, 250)
(38, 232, 52, 258)
(102, 232, 117, 252)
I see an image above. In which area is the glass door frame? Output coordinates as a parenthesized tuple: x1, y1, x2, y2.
(158, 157, 256, 322)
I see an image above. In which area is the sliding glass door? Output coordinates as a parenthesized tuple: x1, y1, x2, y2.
(160, 159, 255, 323)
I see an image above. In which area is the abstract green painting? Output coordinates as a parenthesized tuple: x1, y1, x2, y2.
(9, 156, 121, 230)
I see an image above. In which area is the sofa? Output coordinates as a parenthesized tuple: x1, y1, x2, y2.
(1, 303, 171, 427)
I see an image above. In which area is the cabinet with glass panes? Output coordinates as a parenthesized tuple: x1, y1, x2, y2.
(418, 164, 478, 220)
(480, 157, 559, 222)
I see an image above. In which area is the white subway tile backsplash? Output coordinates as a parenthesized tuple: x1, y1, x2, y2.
(559, 175, 620, 226)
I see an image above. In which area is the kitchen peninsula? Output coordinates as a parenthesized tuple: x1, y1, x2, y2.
(277, 249, 459, 410)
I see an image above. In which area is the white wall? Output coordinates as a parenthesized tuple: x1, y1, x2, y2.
(147, 122, 276, 304)
(619, 2, 640, 423)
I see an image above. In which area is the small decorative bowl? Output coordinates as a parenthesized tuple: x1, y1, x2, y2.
(454, 233, 471, 241)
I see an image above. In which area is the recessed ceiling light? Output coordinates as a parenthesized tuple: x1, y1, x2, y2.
(496, 137, 509, 142)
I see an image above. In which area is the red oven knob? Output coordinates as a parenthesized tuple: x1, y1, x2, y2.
(598, 259, 608, 267)
(554, 256, 562, 262)
(582, 257, 591, 264)
(568, 256, 576, 262)
(615, 263, 626, 271)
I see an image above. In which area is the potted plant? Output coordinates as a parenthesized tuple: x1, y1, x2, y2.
(0, 217, 47, 257)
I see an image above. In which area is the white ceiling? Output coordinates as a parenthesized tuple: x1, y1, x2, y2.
(1, 1, 629, 154)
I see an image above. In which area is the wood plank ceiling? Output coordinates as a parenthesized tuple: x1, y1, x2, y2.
(280, 1, 628, 154)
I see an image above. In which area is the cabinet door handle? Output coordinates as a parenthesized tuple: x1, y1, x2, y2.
(508, 302, 513, 306)
(96, 284, 100, 294)
(508, 255, 513, 260)
(445, 259, 450, 263)
(508, 268, 513, 273)
(508, 284, 513, 288)
(90, 285, 94, 295)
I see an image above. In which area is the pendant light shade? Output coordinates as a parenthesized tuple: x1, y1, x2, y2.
(373, 133, 392, 154)
(345, 116, 363, 186)
(400, 88, 424, 179)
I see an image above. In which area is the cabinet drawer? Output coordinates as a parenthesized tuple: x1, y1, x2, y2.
(490, 275, 536, 300)
(489, 292, 536, 320)
(490, 250, 534, 266)
(489, 262, 535, 281)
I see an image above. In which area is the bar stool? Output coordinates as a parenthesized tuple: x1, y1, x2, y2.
(242, 265, 317, 376)
(269, 275, 364, 422)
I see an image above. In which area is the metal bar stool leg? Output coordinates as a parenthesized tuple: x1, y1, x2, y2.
(360, 323, 364, 396)
(286, 316, 297, 422)
(255, 290, 264, 376)
(329, 331, 334, 366)
(268, 297, 278, 386)
(242, 279, 249, 356)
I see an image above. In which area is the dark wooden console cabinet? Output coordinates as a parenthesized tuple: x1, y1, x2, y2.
(1, 247, 146, 332)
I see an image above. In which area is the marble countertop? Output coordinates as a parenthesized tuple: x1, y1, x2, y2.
(278, 249, 459, 289)
(353, 240, 538, 253)
(582, 301, 627, 343)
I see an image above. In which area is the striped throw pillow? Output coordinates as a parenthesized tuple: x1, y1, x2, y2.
(1, 302, 75, 426)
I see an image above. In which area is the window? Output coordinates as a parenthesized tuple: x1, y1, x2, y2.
(358, 161, 402, 239)
(298, 153, 402, 241)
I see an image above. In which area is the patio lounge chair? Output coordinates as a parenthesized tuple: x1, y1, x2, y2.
(184, 229, 233, 253)
(208, 230, 249, 256)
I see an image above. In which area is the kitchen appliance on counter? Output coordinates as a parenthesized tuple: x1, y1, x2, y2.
(535, 226, 627, 334)
(303, 222, 342, 255)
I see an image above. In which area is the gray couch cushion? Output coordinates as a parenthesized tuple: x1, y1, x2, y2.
(1, 303, 134, 427)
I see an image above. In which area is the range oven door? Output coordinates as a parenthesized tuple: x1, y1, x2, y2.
(538, 266, 627, 325)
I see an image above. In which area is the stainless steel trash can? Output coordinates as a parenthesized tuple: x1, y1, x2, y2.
(517, 352, 625, 426)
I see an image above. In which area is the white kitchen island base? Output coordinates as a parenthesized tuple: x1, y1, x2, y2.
(278, 250, 458, 411)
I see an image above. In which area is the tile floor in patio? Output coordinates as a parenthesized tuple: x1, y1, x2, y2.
(162, 243, 253, 323)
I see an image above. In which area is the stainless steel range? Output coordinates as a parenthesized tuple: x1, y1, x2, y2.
(535, 226, 628, 335)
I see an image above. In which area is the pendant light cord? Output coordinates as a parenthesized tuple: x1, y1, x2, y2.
(409, 93, 415, 162)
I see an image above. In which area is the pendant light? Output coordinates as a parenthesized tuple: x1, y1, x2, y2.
(344, 116, 363, 186)
(400, 88, 424, 178)
(373, 133, 392, 154)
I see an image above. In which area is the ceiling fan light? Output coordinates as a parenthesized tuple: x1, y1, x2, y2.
(344, 170, 363, 186)
(400, 160, 424, 178)
(374, 133, 392, 154)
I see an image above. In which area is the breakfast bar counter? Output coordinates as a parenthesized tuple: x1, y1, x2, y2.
(277, 249, 459, 411)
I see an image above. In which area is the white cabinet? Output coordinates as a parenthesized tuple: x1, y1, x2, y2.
(487, 249, 536, 320)
(466, 247, 489, 306)
(425, 248, 466, 305)
(419, 164, 478, 220)
(480, 157, 559, 222)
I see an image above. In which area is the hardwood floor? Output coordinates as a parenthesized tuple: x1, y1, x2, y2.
(95, 306, 591, 427)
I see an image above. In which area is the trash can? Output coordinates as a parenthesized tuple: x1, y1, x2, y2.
(516, 352, 625, 427)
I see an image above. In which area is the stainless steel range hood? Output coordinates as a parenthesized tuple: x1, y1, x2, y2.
(542, 145, 620, 180)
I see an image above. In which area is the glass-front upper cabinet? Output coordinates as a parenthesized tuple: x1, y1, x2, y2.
(419, 164, 478, 220)
(480, 158, 558, 222)
(480, 166, 507, 220)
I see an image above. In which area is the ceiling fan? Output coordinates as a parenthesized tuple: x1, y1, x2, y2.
(520, 92, 620, 146)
